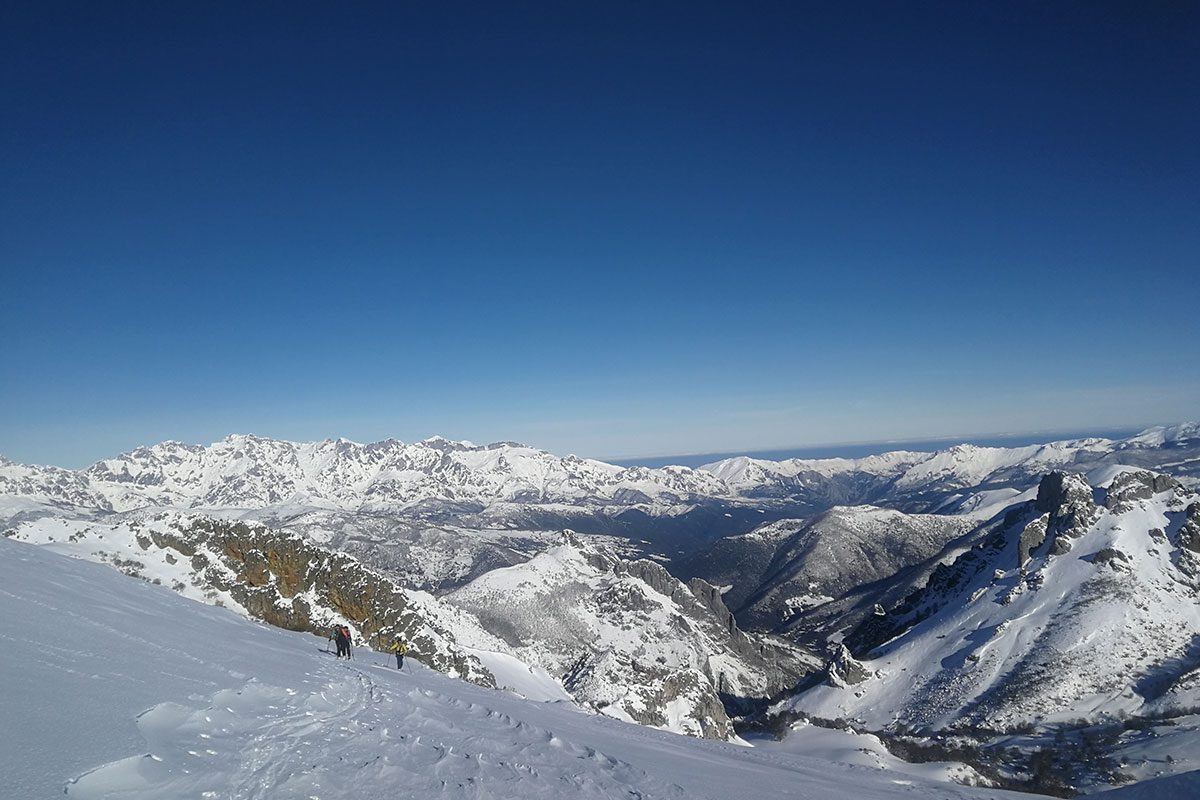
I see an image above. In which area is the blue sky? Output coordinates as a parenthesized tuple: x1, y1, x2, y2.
(3, 2, 1198, 467)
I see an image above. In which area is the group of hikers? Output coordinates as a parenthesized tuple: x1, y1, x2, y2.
(328, 624, 408, 670)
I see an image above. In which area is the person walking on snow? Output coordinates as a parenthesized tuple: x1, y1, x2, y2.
(328, 626, 341, 657)
(389, 639, 407, 669)
(332, 625, 351, 659)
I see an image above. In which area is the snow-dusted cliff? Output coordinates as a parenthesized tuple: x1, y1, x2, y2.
(687, 506, 977, 630)
(448, 531, 816, 739)
(793, 469, 1200, 732)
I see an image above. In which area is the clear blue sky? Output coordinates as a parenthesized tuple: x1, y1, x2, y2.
(3, 2, 1198, 468)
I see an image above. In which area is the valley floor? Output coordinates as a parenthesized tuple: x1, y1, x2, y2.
(2, 537, 1045, 800)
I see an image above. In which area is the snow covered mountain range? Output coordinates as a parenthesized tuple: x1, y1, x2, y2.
(3, 424, 1197, 525)
(1, 434, 727, 515)
(802, 468, 1200, 729)
(5, 423, 1200, 792)
(702, 423, 1200, 515)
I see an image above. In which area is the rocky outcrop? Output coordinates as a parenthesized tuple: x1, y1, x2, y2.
(570, 654, 734, 740)
(1175, 503, 1200, 581)
(1091, 547, 1130, 570)
(1037, 472, 1102, 556)
(1017, 514, 1049, 567)
(826, 644, 872, 687)
(687, 578, 740, 637)
(1105, 471, 1181, 513)
(123, 515, 495, 686)
(1176, 503, 1200, 555)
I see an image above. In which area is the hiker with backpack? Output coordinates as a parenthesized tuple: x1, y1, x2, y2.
(330, 625, 352, 659)
(388, 639, 407, 669)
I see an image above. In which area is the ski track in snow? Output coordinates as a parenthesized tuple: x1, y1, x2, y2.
(1, 537, 1037, 800)
(67, 666, 685, 800)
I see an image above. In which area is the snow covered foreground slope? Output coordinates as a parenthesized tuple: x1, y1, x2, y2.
(1, 538, 1042, 800)
(5, 512, 811, 741)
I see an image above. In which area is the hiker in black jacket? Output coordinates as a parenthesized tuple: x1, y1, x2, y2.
(332, 625, 351, 659)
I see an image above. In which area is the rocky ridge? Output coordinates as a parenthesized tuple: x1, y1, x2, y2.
(788, 469, 1200, 732)
(684, 506, 977, 631)
(447, 532, 817, 739)
(5, 512, 497, 686)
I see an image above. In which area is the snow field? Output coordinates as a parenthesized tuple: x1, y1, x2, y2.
(1, 537, 1039, 799)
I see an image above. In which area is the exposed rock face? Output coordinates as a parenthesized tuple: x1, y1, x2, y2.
(1105, 470, 1181, 513)
(1091, 547, 1130, 570)
(1179, 504, 1200, 554)
(687, 578, 741, 637)
(1017, 514, 1049, 567)
(1175, 503, 1200, 580)
(10, 513, 496, 687)
(1037, 471, 1102, 556)
(826, 644, 872, 687)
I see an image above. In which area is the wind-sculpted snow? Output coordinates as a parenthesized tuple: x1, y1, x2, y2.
(1, 537, 1034, 800)
(67, 676, 692, 800)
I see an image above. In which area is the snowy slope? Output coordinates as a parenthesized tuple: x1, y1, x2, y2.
(5, 510, 814, 741)
(5, 510, 501, 685)
(0, 537, 1041, 800)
